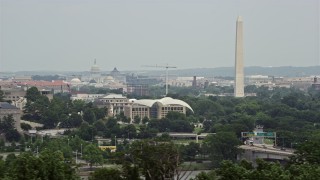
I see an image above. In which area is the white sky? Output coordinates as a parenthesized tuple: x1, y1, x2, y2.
(0, 0, 319, 71)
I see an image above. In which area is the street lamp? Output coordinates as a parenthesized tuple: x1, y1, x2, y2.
(75, 150, 78, 164)
(80, 144, 83, 158)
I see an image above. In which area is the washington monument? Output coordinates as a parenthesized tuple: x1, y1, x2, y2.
(234, 16, 245, 97)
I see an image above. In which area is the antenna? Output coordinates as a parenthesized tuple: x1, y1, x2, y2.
(142, 64, 177, 95)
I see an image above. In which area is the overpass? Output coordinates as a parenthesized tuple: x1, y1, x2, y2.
(157, 132, 215, 143)
(238, 144, 294, 165)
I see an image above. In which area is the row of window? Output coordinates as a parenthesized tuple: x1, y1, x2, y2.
(161, 107, 183, 111)
(132, 108, 148, 112)
(104, 100, 126, 103)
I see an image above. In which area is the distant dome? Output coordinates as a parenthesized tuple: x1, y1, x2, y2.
(110, 67, 120, 77)
(70, 78, 81, 83)
(104, 76, 114, 82)
(91, 60, 100, 73)
(111, 67, 120, 75)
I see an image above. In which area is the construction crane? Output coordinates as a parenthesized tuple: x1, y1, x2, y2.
(143, 64, 177, 95)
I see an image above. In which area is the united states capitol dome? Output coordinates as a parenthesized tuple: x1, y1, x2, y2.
(91, 60, 100, 73)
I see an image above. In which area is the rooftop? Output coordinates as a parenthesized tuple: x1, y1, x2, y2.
(0, 102, 19, 109)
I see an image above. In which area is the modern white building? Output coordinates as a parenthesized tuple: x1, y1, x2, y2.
(124, 97, 193, 121)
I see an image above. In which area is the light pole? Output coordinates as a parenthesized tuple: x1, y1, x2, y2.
(80, 144, 83, 158)
(115, 136, 117, 147)
(75, 150, 78, 164)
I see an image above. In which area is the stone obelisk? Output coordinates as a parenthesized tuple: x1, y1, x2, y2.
(234, 16, 244, 97)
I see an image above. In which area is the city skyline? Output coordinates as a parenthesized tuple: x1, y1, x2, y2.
(0, 0, 319, 72)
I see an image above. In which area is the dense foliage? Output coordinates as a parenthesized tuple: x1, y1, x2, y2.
(0, 151, 78, 180)
(0, 115, 21, 142)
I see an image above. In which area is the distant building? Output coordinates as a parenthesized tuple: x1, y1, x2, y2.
(109, 67, 126, 83)
(0, 102, 22, 131)
(0, 85, 53, 109)
(192, 76, 197, 87)
(11, 97, 27, 110)
(2, 88, 26, 102)
(16, 80, 69, 94)
(283, 77, 314, 91)
(98, 94, 130, 116)
(12, 76, 32, 82)
(126, 75, 161, 96)
(124, 97, 193, 121)
(245, 75, 272, 85)
(70, 94, 105, 102)
(90, 59, 101, 83)
(312, 76, 320, 91)
(167, 76, 206, 87)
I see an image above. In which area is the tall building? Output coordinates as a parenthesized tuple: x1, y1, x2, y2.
(234, 16, 245, 97)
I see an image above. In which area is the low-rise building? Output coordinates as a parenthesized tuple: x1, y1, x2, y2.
(70, 94, 105, 102)
(0, 102, 22, 131)
(124, 97, 193, 121)
(99, 94, 130, 116)
(17, 80, 70, 94)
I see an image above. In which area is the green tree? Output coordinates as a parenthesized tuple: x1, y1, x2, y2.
(191, 170, 217, 180)
(0, 156, 5, 179)
(6, 152, 46, 180)
(134, 115, 141, 124)
(122, 124, 137, 139)
(0, 114, 21, 142)
(77, 122, 97, 141)
(83, 144, 103, 169)
(203, 132, 242, 167)
(128, 140, 181, 180)
(290, 140, 320, 165)
(25, 87, 41, 102)
(20, 122, 32, 131)
(83, 109, 97, 124)
(182, 142, 200, 161)
(0, 90, 4, 101)
(40, 149, 78, 180)
(5, 151, 78, 180)
(89, 168, 123, 180)
(142, 116, 149, 124)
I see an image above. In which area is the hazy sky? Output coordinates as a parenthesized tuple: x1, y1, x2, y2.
(0, 0, 319, 72)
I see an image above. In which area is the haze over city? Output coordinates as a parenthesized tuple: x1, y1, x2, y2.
(1, 0, 319, 72)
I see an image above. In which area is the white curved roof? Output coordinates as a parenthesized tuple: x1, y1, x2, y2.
(133, 97, 193, 112)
